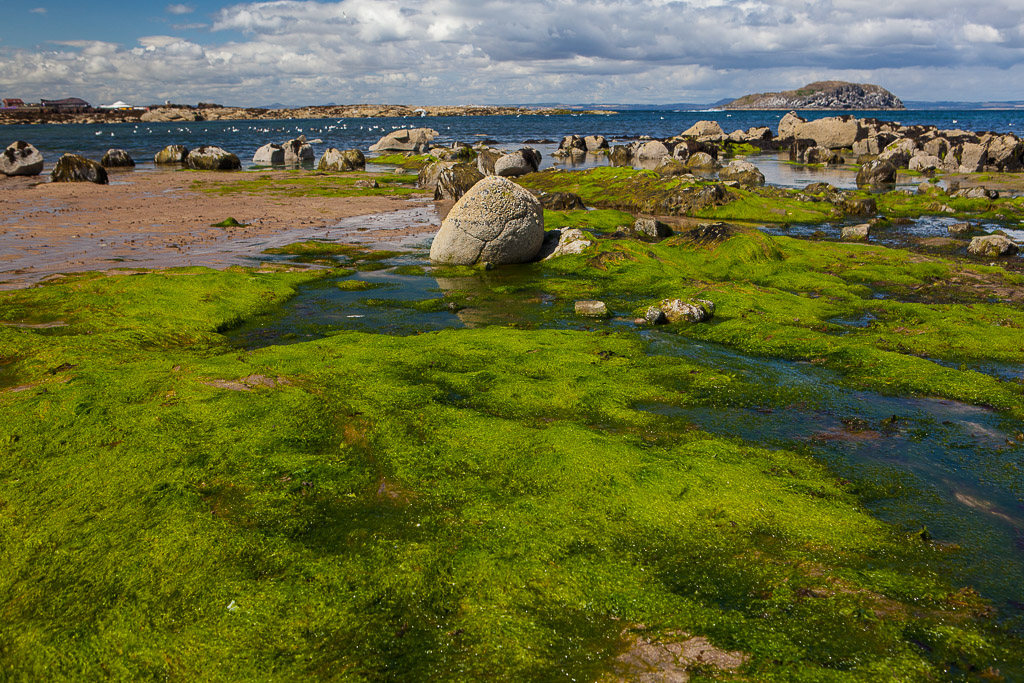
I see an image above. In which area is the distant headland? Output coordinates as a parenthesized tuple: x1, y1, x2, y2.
(723, 81, 905, 110)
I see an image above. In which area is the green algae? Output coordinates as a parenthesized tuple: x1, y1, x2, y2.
(194, 171, 423, 198)
(1, 263, 1022, 681)
(543, 209, 635, 233)
(369, 153, 438, 170)
(210, 217, 246, 228)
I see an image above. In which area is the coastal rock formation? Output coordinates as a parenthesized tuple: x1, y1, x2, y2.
(434, 163, 484, 201)
(318, 148, 365, 172)
(253, 143, 285, 165)
(856, 159, 897, 189)
(283, 137, 314, 166)
(185, 145, 241, 171)
(968, 235, 1019, 257)
(154, 145, 188, 164)
(584, 135, 608, 152)
(725, 81, 904, 110)
(554, 135, 587, 158)
(368, 128, 438, 153)
(1, 141, 44, 176)
(140, 107, 201, 122)
(718, 160, 765, 187)
(50, 154, 108, 184)
(680, 121, 725, 141)
(430, 176, 544, 265)
(493, 148, 541, 177)
(101, 149, 135, 168)
(776, 113, 864, 148)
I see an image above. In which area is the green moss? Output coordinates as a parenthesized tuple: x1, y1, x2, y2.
(544, 209, 634, 233)
(369, 153, 437, 170)
(336, 279, 382, 291)
(393, 265, 429, 276)
(195, 170, 424, 198)
(210, 217, 246, 228)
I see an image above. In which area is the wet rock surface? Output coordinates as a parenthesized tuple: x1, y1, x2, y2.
(50, 153, 108, 184)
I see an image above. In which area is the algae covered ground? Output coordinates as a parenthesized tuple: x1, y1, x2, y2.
(2, 215, 1024, 681)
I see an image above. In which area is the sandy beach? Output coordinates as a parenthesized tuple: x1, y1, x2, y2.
(0, 169, 442, 289)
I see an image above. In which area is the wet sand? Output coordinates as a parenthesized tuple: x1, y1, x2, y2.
(0, 169, 442, 289)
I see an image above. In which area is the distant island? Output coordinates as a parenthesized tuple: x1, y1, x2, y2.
(723, 81, 904, 110)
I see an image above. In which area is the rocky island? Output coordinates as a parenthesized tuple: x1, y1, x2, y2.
(724, 80, 904, 110)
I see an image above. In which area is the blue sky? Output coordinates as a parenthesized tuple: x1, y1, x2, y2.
(2, 0, 1024, 106)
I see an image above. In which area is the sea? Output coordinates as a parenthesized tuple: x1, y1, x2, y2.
(7, 109, 1024, 179)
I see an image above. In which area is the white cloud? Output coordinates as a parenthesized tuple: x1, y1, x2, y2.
(3, 0, 1024, 105)
(29, 7, 46, 13)
(166, 3, 195, 14)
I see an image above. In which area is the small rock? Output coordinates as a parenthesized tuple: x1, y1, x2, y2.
(841, 224, 870, 241)
(644, 306, 668, 325)
(947, 222, 979, 237)
(660, 299, 712, 323)
(353, 178, 378, 188)
(968, 235, 1019, 257)
(631, 217, 673, 239)
(541, 228, 593, 260)
(575, 300, 609, 317)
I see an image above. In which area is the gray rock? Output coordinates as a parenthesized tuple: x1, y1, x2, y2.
(554, 135, 587, 157)
(476, 148, 503, 176)
(353, 178, 378, 189)
(540, 228, 593, 260)
(795, 115, 862, 149)
(680, 120, 725, 140)
(803, 146, 843, 165)
(908, 155, 943, 173)
(154, 145, 188, 164)
(434, 163, 484, 201)
(494, 148, 541, 177)
(1, 141, 44, 176)
(608, 145, 631, 166)
(584, 135, 608, 152)
(777, 111, 806, 140)
(418, 160, 457, 189)
(575, 300, 609, 317)
(984, 134, 1024, 172)
(653, 159, 692, 177)
(318, 148, 365, 172)
(947, 222, 980, 237)
(856, 158, 897, 189)
(841, 224, 870, 241)
(101, 148, 134, 168)
(660, 299, 712, 323)
(686, 152, 718, 170)
(958, 142, 987, 172)
(923, 137, 949, 159)
(535, 191, 585, 210)
(951, 187, 998, 200)
(430, 176, 545, 265)
(50, 153, 108, 184)
(877, 138, 917, 167)
(634, 140, 671, 161)
(185, 145, 241, 171)
(968, 235, 1019, 257)
(644, 306, 668, 325)
(283, 138, 314, 166)
(631, 217, 673, 239)
(719, 160, 765, 187)
(369, 127, 439, 153)
(253, 143, 285, 165)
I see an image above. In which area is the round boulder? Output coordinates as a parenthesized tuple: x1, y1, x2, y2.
(101, 149, 135, 168)
(1, 141, 44, 176)
(318, 148, 365, 172)
(253, 143, 285, 165)
(493, 148, 541, 177)
(185, 145, 241, 171)
(154, 145, 188, 165)
(429, 176, 545, 265)
(50, 154, 108, 184)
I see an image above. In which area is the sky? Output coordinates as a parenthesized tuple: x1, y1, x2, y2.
(1, 0, 1023, 107)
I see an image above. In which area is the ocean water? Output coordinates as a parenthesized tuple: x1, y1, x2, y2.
(6, 109, 1024, 171)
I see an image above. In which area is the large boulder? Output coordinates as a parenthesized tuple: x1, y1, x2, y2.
(434, 163, 484, 201)
(686, 151, 718, 170)
(795, 115, 862, 149)
(968, 235, 1019, 257)
(318, 148, 365, 172)
(856, 159, 897, 189)
(680, 120, 725, 140)
(1, 141, 44, 176)
(50, 154, 108, 184)
(584, 135, 608, 152)
(101, 148, 135, 168)
(368, 128, 439, 153)
(253, 143, 285, 165)
(718, 160, 765, 187)
(494, 148, 541, 177)
(418, 160, 457, 189)
(154, 145, 188, 164)
(777, 111, 807, 140)
(476, 148, 503, 176)
(283, 137, 314, 165)
(877, 138, 918, 167)
(429, 176, 545, 265)
(635, 140, 671, 161)
(185, 145, 241, 171)
(957, 142, 988, 173)
(984, 134, 1024, 172)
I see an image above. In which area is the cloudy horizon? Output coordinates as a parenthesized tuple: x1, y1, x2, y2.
(2, 0, 1023, 107)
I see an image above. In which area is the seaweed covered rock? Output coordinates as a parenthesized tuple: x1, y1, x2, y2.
(1, 141, 43, 176)
(718, 160, 765, 187)
(154, 145, 188, 164)
(535, 191, 585, 210)
(369, 128, 438, 153)
(101, 148, 135, 168)
(185, 145, 241, 171)
(50, 153, 108, 184)
(253, 143, 285, 165)
(494, 148, 541, 177)
(434, 163, 484, 201)
(430, 176, 544, 265)
(968, 235, 1019, 257)
(659, 298, 714, 323)
(476, 148, 503, 176)
(841, 224, 871, 241)
(318, 148, 365, 172)
(418, 160, 456, 189)
(856, 158, 897, 189)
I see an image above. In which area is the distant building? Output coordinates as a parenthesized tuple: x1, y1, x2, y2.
(40, 97, 90, 112)
(2, 98, 25, 108)
(100, 101, 133, 110)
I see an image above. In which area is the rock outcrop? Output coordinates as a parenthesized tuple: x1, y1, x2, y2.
(50, 154, 108, 184)
(369, 128, 438, 153)
(725, 81, 904, 110)
(1, 141, 44, 176)
(185, 145, 241, 171)
(429, 176, 545, 265)
(101, 149, 135, 168)
(318, 148, 365, 172)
